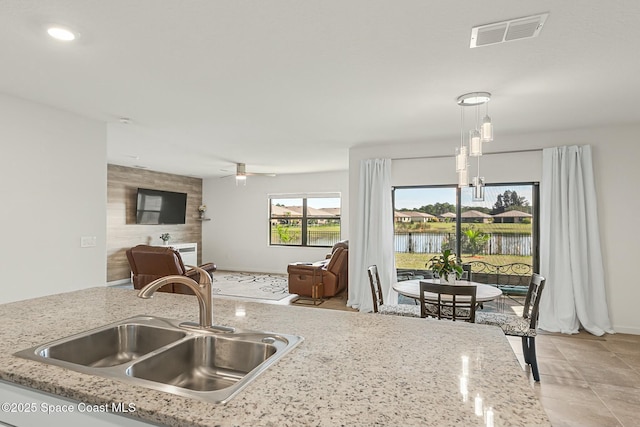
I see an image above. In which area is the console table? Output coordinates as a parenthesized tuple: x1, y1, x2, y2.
(162, 242, 198, 266)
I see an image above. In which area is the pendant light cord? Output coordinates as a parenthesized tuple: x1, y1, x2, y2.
(460, 106, 464, 149)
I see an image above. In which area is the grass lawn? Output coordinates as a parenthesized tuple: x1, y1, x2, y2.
(272, 225, 341, 232)
(270, 224, 341, 245)
(396, 252, 532, 269)
(395, 222, 531, 234)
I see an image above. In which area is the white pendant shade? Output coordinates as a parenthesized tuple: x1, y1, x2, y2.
(458, 169, 469, 187)
(470, 130, 482, 156)
(472, 176, 485, 201)
(481, 116, 493, 142)
(456, 146, 468, 171)
(473, 184, 484, 200)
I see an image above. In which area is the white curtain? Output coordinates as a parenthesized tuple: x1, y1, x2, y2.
(539, 145, 614, 336)
(347, 159, 397, 312)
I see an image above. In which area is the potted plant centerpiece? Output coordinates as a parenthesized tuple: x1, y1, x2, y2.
(427, 248, 463, 283)
(160, 233, 171, 246)
(198, 204, 207, 219)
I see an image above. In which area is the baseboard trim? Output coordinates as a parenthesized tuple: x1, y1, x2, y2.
(107, 278, 131, 286)
(612, 326, 640, 335)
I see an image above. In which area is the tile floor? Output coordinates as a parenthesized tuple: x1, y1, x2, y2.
(514, 330, 640, 427)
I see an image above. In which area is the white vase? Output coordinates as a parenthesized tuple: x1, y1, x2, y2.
(447, 272, 457, 284)
(163, 240, 169, 246)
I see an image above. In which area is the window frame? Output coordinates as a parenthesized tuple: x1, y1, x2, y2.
(268, 193, 341, 248)
(392, 182, 539, 272)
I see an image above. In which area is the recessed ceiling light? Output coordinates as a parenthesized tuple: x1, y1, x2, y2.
(47, 26, 77, 41)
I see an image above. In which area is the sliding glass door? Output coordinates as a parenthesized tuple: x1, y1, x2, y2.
(393, 183, 538, 273)
(393, 186, 457, 271)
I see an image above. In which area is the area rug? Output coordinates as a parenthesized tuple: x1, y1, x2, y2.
(211, 271, 290, 301)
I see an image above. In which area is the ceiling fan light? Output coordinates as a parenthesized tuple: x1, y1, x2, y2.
(481, 116, 493, 142)
(235, 175, 247, 186)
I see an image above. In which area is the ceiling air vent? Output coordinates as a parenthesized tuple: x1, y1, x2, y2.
(470, 13, 549, 48)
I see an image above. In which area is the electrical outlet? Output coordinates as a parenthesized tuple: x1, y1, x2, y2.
(80, 236, 97, 248)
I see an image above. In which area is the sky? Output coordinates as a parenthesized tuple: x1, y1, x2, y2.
(270, 186, 534, 211)
(271, 197, 341, 209)
(394, 185, 534, 210)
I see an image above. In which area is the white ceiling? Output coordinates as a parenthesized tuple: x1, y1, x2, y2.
(1, 1, 639, 178)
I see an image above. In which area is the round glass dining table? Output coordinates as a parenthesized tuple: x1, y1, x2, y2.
(392, 279, 503, 302)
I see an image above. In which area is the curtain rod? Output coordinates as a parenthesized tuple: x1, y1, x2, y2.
(391, 148, 543, 161)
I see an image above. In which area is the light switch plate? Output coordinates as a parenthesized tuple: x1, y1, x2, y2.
(80, 236, 97, 247)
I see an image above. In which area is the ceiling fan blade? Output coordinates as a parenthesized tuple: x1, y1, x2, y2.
(246, 172, 276, 177)
(219, 162, 276, 178)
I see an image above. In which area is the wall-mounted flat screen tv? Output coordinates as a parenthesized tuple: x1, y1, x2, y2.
(136, 188, 187, 225)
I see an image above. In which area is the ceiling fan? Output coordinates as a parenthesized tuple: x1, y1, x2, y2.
(221, 163, 276, 185)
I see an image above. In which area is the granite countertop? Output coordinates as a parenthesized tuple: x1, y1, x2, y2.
(0, 287, 550, 426)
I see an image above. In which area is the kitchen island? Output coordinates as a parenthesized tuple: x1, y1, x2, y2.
(0, 287, 550, 426)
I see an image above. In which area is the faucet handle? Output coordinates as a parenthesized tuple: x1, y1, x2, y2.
(137, 267, 214, 329)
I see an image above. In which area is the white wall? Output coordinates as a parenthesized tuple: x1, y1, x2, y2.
(0, 93, 107, 303)
(202, 171, 348, 274)
(350, 124, 640, 334)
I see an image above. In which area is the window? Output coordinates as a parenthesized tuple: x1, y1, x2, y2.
(459, 184, 537, 269)
(269, 194, 341, 247)
(393, 183, 538, 271)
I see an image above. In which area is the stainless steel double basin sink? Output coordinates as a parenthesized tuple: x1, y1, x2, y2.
(15, 316, 303, 403)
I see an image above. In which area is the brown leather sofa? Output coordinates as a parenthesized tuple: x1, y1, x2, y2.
(126, 245, 217, 295)
(287, 242, 349, 298)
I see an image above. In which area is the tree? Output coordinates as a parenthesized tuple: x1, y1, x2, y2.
(508, 190, 527, 207)
(418, 202, 456, 216)
(276, 223, 294, 243)
(462, 226, 490, 256)
(493, 194, 505, 213)
(492, 190, 529, 214)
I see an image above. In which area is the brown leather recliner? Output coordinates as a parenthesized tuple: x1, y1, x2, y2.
(287, 246, 348, 298)
(326, 239, 349, 259)
(126, 245, 217, 295)
(326, 240, 348, 289)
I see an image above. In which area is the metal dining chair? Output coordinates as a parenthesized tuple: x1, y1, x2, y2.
(368, 265, 420, 317)
(419, 281, 477, 322)
(475, 273, 546, 381)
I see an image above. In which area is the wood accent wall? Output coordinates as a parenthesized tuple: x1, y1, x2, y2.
(107, 164, 203, 282)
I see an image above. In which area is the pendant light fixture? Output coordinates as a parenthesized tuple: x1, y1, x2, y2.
(455, 92, 493, 200)
(456, 107, 469, 185)
(481, 105, 493, 143)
